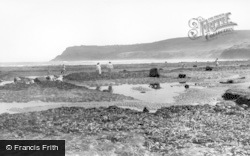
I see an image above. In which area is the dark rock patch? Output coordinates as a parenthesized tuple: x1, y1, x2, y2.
(149, 83, 161, 89)
(222, 89, 250, 107)
(178, 74, 186, 78)
(143, 107, 149, 113)
(205, 66, 213, 71)
(220, 80, 234, 84)
(149, 68, 160, 78)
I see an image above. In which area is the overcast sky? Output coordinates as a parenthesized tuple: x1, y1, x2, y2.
(0, 0, 249, 62)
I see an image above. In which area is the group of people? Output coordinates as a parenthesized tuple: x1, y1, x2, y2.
(96, 62, 113, 75)
(61, 58, 219, 75)
(60, 62, 114, 75)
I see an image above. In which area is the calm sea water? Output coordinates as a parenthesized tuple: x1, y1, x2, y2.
(0, 59, 246, 67)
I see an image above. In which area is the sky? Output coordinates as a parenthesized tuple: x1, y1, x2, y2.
(0, 0, 249, 62)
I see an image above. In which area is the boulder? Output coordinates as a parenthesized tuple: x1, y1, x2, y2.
(149, 83, 161, 89)
(178, 74, 186, 78)
(222, 89, 250, 107)
(222, 89, 244, 100)
(34, 77, 47, 83)
(220, 78, 245, 84)
(236, 95, 250, 108)
(220, 80, 234, 84)
(226, 80, 234, 83)
(46, 75, 54, 81)
(14, 77, 21, 83)
(185, 84, 189, 89)
(205, 66, 213, 71)
(179, 81, 186, 84)
(149, 68, 160, 78)
(143, 107, 149, 113)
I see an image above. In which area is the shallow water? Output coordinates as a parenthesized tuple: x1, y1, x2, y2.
(88, 82, 204, 103)
(0, 81, 13, 86)
(0, 81, 204, 114)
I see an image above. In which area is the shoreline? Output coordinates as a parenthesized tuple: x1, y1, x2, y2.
(0, 59, 249, 67)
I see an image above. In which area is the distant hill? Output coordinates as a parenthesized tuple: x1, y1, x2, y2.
(220, 42, 250, 59)
(52, 30, 250, 61)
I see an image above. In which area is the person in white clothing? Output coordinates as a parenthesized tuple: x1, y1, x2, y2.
(215, 58, 219, 66)
(96, 63, 102, 75)
(107, 62, 114, 73)
(61, 64, 66, 74)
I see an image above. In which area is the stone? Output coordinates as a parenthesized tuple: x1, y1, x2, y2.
(143, 107, 149, 113)
(205, 66, 213, 71)
(222, 89, 250, 107)
(220, 80, 234, 84)
(149, 68, 160, 78)
(46, 75, 59, 81)
(34, 77, 47, 83)
(149, 83, 161, 89)
(14, 77, 21, 83)
(178, 74, 186, 78)
(179, 81, 186, 84)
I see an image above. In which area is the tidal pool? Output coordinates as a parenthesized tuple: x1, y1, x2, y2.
(88, 82, 204, 103)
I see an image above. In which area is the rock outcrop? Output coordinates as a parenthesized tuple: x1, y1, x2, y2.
(222, 89, 250, 107)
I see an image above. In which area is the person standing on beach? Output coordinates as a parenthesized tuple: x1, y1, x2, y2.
(61, 64, 66, 75)
(96, 63, 102, 75)
(215, 58, 219, 66)
(107, 62, 114, 73)
(181, 63, 185, 68)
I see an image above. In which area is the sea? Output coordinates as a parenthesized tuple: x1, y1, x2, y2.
(0, 59, 248, 67)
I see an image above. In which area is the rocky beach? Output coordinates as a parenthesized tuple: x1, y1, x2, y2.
(1, 61, 250, 155)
